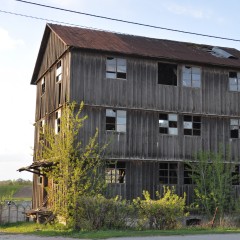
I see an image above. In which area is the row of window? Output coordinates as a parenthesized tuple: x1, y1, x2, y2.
(106, 57, 240, 92)
(40, 58, 240, 98)
(159, 114, 201, 136)
(106, 162, 240, 185)
(39, 109, 240, 139)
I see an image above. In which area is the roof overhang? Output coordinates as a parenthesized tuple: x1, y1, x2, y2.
(18, 161, 54, 175)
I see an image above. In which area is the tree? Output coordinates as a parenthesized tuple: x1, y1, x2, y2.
(187, 149, 237, 223)
(38, 102, 107, 227)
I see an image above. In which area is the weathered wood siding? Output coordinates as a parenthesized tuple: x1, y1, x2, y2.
(37, 31, 68, 80)
(69, 50, 240, 161)
(70, 50, 240, 115)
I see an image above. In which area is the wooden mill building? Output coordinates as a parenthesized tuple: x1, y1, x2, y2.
(21, 23, 240, 209)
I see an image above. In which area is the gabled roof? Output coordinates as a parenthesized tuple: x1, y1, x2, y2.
(31, 23, 240, 84)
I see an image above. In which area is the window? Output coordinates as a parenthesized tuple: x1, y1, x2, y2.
(106, 109, 126, 132)
(158, 63, 177, 85)
(229, 72, 240, 92)
(37, 176, 43, 185)
(182, 66, 201, 88)
(105, 161, 126, 183)
(159, 163, 178, 184)
(159, 113, 178, 135)
(184, 164, 194, 184)
(55, 109, 61, 134)
(106, 57, 126, 79)
(232, 165, 240, 185)
(39, 119, 45, 141)
(183, 115, 201, 136)
(230, 119, 240, 138)
(56, 60, 62, 82)
(41, 77, 45, 95)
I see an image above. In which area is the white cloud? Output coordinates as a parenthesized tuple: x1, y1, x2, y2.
(0, 27, 24, 51)
(165, 3, 211, 19)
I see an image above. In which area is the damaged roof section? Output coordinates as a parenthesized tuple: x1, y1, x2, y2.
(201, 46, 238, 59)
(32, 23, 240, 84)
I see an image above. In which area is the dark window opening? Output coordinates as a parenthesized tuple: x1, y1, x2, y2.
(184, 164, 194, 184)
(184, 115, 201, 136)
(159, 162, 178, 184)
(58, 82, 61, 106)
(232, 165, 240, 185)
(105, 161, 126, 183)
(230, 119, 240, 139)
(158, 63, 177, 86)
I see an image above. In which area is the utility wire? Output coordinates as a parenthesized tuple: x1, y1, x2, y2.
(0, 9, 82, 27)
(16, 0, 240, 42)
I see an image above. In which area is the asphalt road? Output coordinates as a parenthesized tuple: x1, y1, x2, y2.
(1, 233, 240, 240)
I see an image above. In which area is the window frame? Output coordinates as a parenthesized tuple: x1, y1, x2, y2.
(183, 115, 201, 136)
(159, 162, 178, 184)
(56, 60, 62, 82)
(158, 62, 178, 86)
(55, 109, 61, 134)
(106, 109, 127, 133)
(159, 113, 178, 135)
(41, 77, 46, 96)
(230, 118, 240, 139)
(182, 65, 201, 88)
(106, 57, 127, 80)
(229, 71, 240, 92)
(105, 161, 126, 184)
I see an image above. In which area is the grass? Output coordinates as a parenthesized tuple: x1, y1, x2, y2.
(0, 185, 22, 198)
(0, 181, 32, 201)
(0, 222, 240, 239)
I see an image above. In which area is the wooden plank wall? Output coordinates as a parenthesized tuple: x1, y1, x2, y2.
(37, 31, 68, 80)
(70, 50, 240, 161)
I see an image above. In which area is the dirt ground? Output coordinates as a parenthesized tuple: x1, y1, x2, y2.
(1, 233, 240, 240)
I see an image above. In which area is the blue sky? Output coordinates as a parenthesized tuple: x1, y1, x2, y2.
(0, 0, 240, 181)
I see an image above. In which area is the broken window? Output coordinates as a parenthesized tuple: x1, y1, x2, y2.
(159, 162, 178, 184)
(56, 60, 62, 82)
(106, 57, 126, 79)
(41, 77, 45, 95)
(106, 109, 126, 132)
(230, 119, 240, 139)
(158, 63, 177, 86)
(182, 66, 201, 88)
(55, 109, 61, 134)
(159, 113, 178, 135)
(105, 161, 126, 183)
(183, 115, 201, 136)
(229, 72, 240, 92)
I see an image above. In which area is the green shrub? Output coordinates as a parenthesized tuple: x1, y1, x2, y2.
(75, 195, 135, 230)
(133, 187, 187, 230)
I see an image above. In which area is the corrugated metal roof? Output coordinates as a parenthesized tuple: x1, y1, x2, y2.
(31, 23, 240, 84)
(48, 23, 240, 68)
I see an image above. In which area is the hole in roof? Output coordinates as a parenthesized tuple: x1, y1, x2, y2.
(202, 46, 238, 59)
